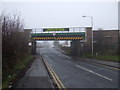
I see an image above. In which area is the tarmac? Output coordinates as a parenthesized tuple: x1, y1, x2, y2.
(14, 53, 119, 88)
(15, 55, 52, 88)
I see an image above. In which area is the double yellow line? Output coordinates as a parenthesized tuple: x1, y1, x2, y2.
(43, 59, 66, 90)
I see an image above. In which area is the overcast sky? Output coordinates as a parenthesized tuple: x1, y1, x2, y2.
(1, 1, 118, 30)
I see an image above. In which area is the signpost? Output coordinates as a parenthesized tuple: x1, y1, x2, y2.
(53, 32, 56, 36)
(43, 28, 69, 32)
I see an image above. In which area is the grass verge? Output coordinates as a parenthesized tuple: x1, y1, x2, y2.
(59, 46, 119, 63)
(2, 55, 34, 88)
(82, 54, 119, 62)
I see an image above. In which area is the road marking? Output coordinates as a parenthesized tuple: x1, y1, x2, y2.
(44, 60, 61, 89)
(44, 60, 66, 89)
(49, 64, 66, 89)
(75, 65, 112, 81)
(76, 58, 120, 71)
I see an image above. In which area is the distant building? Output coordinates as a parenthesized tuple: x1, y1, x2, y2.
(93, 30, 118, 45)
(93, 30, 118, 55)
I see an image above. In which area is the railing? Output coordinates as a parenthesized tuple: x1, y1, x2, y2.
(31, 27, 86, 34)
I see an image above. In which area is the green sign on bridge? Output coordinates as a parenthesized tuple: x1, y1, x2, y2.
(43, 28, 69, 32)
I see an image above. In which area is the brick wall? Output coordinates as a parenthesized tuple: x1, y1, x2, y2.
(93, 30, 118, 55)
(83, 28, 118, 55)
(93, 30, 118, 44)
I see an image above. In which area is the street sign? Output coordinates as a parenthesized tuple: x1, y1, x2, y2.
(43, 28, 69, 32)
(53, 32, 56, 36)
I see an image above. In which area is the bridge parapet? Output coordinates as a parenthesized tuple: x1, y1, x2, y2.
(31, 32, 85, 40)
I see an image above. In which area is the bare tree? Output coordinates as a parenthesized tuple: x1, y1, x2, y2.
(2, 12, 30, 83)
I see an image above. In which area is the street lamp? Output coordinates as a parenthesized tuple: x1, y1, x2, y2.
(82, 16, 93, 55)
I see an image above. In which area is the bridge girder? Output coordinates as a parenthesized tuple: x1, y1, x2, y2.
(31, 32, 85, 41)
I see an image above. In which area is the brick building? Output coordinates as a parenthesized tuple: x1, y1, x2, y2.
(79, 28, 119, 56)
(93, 30, 118, 55)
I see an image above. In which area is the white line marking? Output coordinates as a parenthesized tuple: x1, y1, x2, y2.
(75, 65, 112, 81)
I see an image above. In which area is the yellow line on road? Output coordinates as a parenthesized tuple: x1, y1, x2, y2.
(48, 62, 66, 89)
(44, 60, 66, 90)
(44, 60, 61, 89)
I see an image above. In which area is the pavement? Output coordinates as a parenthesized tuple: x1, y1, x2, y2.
(78, 57, 120, 69)
(15, 55, 52, 88)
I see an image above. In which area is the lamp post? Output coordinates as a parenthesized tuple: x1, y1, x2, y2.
(82, 16, 93, 55)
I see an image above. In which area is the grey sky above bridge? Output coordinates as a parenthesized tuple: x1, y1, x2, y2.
(1, 1, 118, 30)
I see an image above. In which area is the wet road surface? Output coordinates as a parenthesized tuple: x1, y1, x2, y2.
(38, 47, 119, 88)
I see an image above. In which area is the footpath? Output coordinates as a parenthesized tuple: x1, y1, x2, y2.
(78, 57, 120, 69)
(15, 55, 52, 88)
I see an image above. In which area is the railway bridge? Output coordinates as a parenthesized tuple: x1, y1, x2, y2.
(25, 27, 92, 56)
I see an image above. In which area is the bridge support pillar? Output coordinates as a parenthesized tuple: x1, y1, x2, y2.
(31, 40, 36, 54)
(70, 40, 81, 56)
(70, 40, 85, 56)
(70, 27, 92, 56)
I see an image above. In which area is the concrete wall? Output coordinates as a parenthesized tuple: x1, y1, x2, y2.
(70, 27, 92, 56)
(85, 27, 92, 54)
(71, 40, 81, 56)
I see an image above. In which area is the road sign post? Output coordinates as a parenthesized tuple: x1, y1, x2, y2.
(53, 32, 56, 39)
